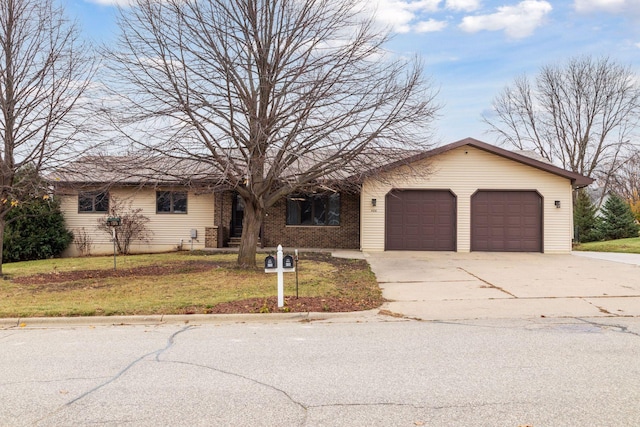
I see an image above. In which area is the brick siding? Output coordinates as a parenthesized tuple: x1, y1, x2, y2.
(205, 226, 218, 248)
(261, 192, 360, 249)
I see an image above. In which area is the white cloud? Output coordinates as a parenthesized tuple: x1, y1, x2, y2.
(445, 0, 480, 12)
(459, 0, 552, 39)
(370, 0, 442, 33)
(415, 19, 448, 32)
(574, 0, 626, 13)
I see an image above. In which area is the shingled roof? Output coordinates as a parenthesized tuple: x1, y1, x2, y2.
(49, 138, 593, 190)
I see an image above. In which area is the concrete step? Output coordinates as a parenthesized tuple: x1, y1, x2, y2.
(227, 237, 261, 248)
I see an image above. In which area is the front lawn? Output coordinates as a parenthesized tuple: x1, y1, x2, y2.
(573, 237, 640, 254)
(0, 251, 382, 318)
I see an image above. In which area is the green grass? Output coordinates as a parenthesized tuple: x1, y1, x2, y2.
(573, 237, 640, 253)
(0, 252, 381, 318)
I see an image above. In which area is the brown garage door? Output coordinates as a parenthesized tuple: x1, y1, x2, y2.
(386, 190, 456, 251)
(471, 191, 542, 252)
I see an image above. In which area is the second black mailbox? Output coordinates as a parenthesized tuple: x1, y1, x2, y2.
(283, 254, 294, 269)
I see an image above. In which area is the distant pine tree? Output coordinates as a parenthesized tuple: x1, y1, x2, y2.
(573, 189, 601, 242)
(597, 194, 639, 240)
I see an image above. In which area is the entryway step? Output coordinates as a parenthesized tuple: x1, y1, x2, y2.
(227, 237, 261, 248)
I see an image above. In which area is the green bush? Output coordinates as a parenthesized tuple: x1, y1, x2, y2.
(596, 194, 640, 241)
(3, 198, 73, 262)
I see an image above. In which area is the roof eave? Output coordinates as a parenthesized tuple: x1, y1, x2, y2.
(366, 137, 594, 188)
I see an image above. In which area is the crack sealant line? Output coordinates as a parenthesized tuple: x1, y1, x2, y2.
(576, 318, 640, 338)
(457, 267, 517, 298)
(51, 325, 193, 411)
(162, 359, 308, 413)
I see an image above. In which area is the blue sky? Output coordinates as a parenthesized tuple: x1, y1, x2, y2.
(65, 0, 640, 145)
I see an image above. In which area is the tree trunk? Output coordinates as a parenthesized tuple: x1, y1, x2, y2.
(237, 198, 263, 268)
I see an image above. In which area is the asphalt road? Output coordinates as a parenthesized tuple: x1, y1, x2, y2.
(1, 317, 639, 426)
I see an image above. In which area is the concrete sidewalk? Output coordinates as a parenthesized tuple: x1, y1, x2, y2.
(366, 251, 640, 321)
(572, 250, 640, 266)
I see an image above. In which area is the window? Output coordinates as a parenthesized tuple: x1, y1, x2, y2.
(156, 191, 187, 214)
(78, 192, 109, 213)
(287, 193, 340, 226)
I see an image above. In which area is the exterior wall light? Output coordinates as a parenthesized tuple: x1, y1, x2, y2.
(371, 198, 377, 207)
(554, 200, 561, 208)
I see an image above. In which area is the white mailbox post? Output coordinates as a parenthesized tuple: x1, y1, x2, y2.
(106, 217, 121, 271)
(264, 245, 295, 308)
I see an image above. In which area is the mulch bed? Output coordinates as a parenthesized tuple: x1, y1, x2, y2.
(10, 261, 222, 285)
(206, 295, 379, 314)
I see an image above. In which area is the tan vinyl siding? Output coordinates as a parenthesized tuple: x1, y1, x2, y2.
(361, 146, 574, 253)
(60, 187, 214, 256)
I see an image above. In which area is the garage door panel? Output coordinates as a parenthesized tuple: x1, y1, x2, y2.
(472, 191, 542, 252)
(386, 190, 456, 251)
(405, 216, 420, 226)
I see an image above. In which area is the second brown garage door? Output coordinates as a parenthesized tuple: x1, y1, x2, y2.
(471, 190, 542, 252)
(386, 190, 456, 251)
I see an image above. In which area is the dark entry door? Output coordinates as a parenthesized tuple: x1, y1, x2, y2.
(385, 190, 456, 251)
(231, 193, 244, 237)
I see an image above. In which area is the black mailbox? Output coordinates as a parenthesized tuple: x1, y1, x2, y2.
(264, 255, 276, 269)
(106, 217, 121, 227)
(283, 254, 294, 269)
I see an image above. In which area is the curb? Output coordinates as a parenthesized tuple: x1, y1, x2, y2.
(0, 309, 381, 328)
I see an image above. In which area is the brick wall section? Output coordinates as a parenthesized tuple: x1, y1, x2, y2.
(205, 226, 218, 248)
(262, 192, 360, 249)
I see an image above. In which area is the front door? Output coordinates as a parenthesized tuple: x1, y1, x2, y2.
(231, 193, 244, 237)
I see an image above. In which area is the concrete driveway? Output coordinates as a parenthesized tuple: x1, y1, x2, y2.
(365, 251, 640, 320)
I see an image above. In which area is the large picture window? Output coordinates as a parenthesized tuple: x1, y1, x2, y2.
(287, 193, 340, 226)
(156, 191, 187, 214)
(78, 191, 109, 213)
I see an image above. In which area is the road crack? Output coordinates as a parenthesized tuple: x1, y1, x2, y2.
(65, 325, 193, 406)
(577, 318, 640, 338)
(160, 359, 309, 412)
(34, 326, 193, 425)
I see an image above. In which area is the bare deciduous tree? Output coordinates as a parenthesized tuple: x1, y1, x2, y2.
(73, 227, 94, 257)
(0, 0, 95, 274)
(97, 197, 152, 255)
(608, 150, 640, 208)
(483, 56, 640, 186)
(106, 0, 440, 268)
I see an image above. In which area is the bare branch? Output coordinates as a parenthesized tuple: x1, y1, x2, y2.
(483, 55, 640, 189)
(104, 0, 440, 267)
(0, 0, 96, 274)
